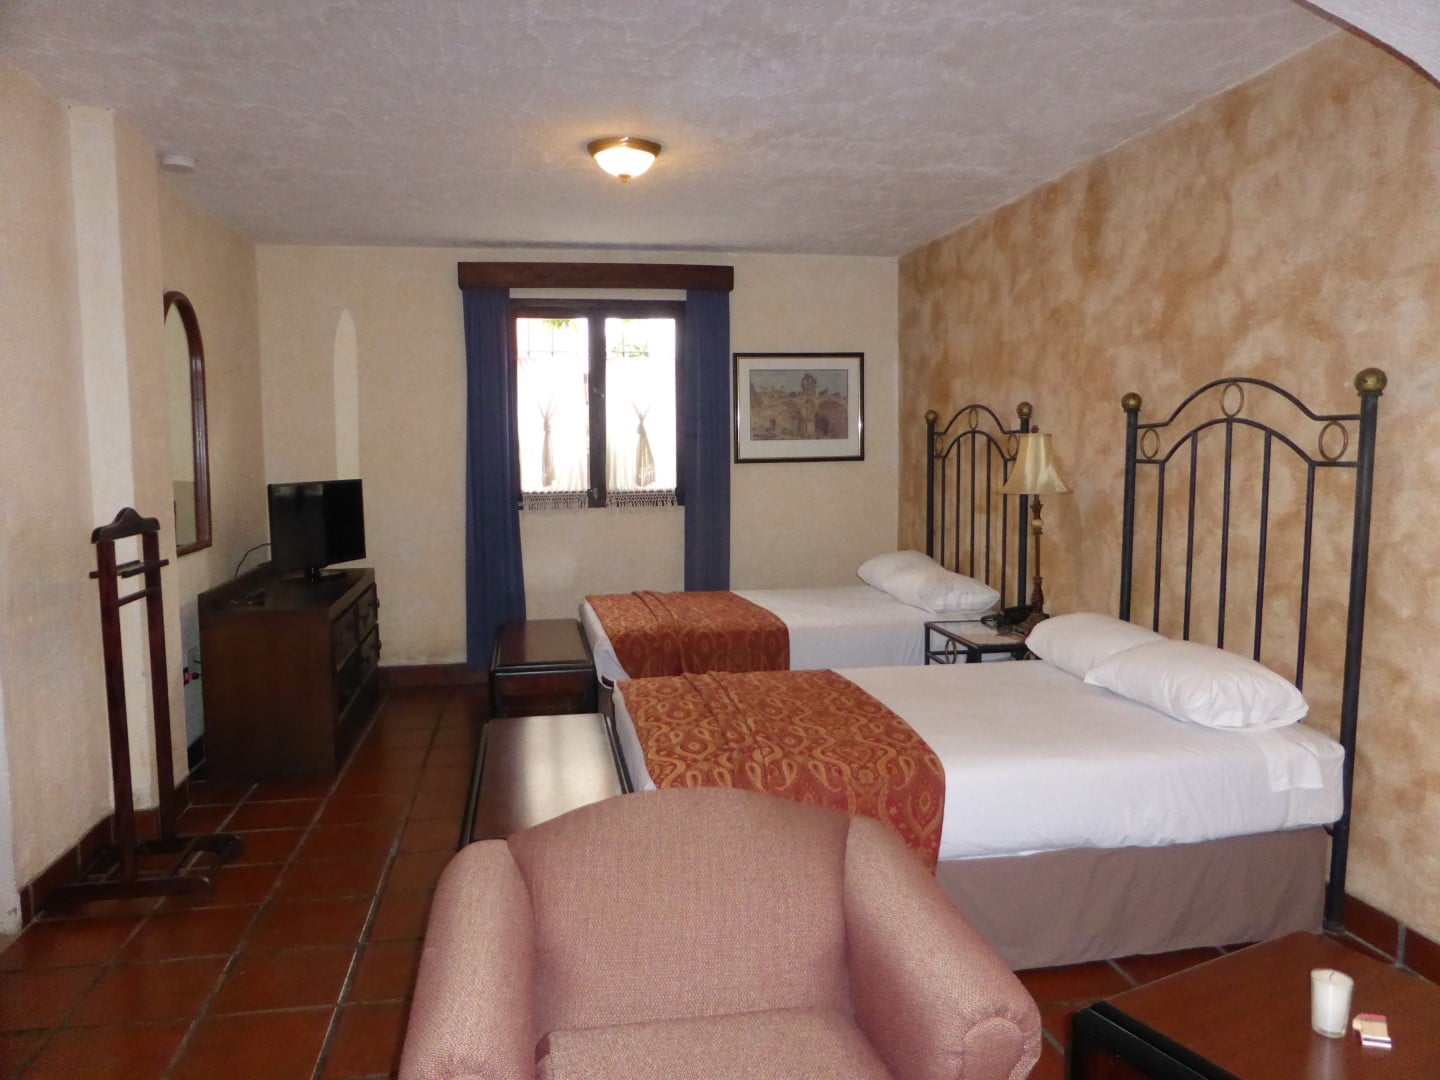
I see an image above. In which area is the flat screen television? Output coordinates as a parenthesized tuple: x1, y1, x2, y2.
(267, 479, 366, 580)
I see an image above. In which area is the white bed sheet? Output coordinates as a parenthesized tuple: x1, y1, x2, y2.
(580, 585, 932, 683)
(612, 660, 1344, 862)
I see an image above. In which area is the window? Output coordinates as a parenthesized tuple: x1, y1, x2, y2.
(513, 300, 683, 508)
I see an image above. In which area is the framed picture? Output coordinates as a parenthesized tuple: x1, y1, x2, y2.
(733, 352, 865, 463)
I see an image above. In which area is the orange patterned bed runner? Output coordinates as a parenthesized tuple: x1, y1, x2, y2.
(621, 669, 944, 869)
(586, 590, 789, 678)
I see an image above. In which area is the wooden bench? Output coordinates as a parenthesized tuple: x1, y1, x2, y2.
(488, 618, 598, 718)
(459, 713, 625, 846)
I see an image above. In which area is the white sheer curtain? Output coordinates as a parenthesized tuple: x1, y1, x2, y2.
(516, 314, 678, 510)
(516, 318, 590, 509)
(605, 317, 677, 507)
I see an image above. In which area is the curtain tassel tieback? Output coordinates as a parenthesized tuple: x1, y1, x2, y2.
(634, 405, 656, 487)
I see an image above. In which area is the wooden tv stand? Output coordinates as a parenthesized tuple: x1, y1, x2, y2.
(198, 566, 380, 781)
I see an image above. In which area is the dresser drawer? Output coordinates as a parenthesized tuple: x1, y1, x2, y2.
(356, 586, 379, 640)
(331, 605, 359, 670)
(336, 628, 382, 719)
(360, 626, 381, 672)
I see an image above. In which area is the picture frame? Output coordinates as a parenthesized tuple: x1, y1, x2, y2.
(733, 352, 865, 463)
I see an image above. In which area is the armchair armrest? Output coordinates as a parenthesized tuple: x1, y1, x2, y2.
(842, 818, 1041, 1080)
(399, 841, 537, 1080)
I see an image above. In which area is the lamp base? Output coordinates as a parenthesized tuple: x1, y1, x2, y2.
(1028, 572, 1046, 618)
(1013, 609, 1050, 637)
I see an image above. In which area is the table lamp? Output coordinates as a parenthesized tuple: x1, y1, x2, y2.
(1001, 431, 1070, 619)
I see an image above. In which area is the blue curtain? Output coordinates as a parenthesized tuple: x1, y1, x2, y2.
(463, 287, 526, 667)
(681, 289, 731, 590)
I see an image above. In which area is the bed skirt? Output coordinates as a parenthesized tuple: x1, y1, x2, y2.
(937, 827, 1327, 971)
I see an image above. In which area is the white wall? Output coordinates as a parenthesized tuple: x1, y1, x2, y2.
(157, 179, 268, 747)
(0, 63, 268, 919)
(0, 68, 179, 912)
(0, 686, 15, 929)
(75, 107, 179, 804)
(257, 247, 466, 664)
(1, 68, 111, 914)
(256, 246, 899, 662)
(730, 255, 900, 589)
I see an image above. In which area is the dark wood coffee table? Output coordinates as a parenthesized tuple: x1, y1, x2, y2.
(489, 618, 598, 718)
(1069, 932, 1440, 1078)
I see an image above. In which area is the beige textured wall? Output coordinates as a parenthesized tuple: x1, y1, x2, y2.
(0, 65, 256, 902)
(68, 107, 174, 805)
(256, 247, 898, 658)
(112, 111, 185, 796)
(256, 246, 467, 664)
(157, 180, 267, 743)
(731, 255, 900, 589)
(898, 36, 1440, 937)
(0, 68, 110, 889)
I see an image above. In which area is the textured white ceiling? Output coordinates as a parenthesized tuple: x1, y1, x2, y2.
(1301, 0, 1440, 84)
(0, 1, 1342, 256)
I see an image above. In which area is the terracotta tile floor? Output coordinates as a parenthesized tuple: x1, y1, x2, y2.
(0, 685, 1389, 1078)
(0, 688, 477, 1080)
(1021, 947, 1232, 1079)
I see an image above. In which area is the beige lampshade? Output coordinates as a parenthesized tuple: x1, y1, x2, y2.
(1002, 433, 1070, 496)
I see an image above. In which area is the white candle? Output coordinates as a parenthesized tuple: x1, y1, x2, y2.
(1310, 968, 1354, 1038)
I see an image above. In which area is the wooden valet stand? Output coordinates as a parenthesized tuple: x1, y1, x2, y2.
(49, 508, 241, 907)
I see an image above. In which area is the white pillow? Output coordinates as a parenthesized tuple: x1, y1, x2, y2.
(1025, 612, 1165, 679)
(856, 550, 1000, 616)
(1084, 639, 1309, 730)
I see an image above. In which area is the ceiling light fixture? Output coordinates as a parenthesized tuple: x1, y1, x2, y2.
(159, 151, 196, 173)
(587, 136, 661, 182)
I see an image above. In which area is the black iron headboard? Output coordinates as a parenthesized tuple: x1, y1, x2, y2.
(1118, 369, 1386, 932)
(925, 402, 1032, 609)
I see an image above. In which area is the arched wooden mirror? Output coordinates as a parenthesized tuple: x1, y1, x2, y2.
(164, 291, 212, 554)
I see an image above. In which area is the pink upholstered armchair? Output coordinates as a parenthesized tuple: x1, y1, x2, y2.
(400, 788, 1041, 1080)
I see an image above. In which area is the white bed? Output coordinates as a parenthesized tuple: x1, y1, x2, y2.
(611, 660, 1343, 862)
(581, 584, 939, 684)
(611, 658, 1343, 967)
(598, 374, 1379, 966)
(582, 401, 1028, 685)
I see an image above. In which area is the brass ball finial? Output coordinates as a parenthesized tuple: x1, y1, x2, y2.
(924, 409, 939, 424)
(1355, 368, 1387, 394)
(1121, 392, 1142, 413)
(1016, 401, 1033, 420)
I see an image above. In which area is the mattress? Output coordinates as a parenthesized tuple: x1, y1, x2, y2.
(612, 660, 1344, 862)
(580, 585, 933, 683)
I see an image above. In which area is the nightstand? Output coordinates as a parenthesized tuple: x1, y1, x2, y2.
(489, 619, 599, 718)
(924, 620, 1029, 664)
